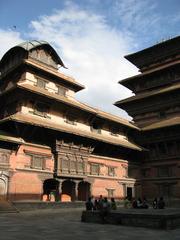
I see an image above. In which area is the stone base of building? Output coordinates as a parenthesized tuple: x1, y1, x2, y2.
(12, 201, 85, 211)
(81, 209, 180, 230)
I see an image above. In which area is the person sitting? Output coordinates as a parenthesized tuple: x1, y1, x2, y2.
(97, 195, 104, 210)
(132, 198, 138, 208)
(93, 199, 99, 210)
(158, 197, 165, 209)
(137, 198, 143, 208)
(142, 197, 149, 209)
(152, 197, 158, 209)
(124, 196, 130, 208)
(110, 197, 117, 210)
(100, 197, 110, 223)
(85, 197, 94, 211)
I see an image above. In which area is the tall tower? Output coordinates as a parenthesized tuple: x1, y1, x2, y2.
(115, 36, 180, 203)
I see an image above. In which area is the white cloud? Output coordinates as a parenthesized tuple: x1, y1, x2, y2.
(28, 4, 138, 119)
(0, 29, 23, 59)
(114, 0, 159, 33)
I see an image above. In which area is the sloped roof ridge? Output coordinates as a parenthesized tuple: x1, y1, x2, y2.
(17, 40, 49, 51)
(75, 99, 138, 129)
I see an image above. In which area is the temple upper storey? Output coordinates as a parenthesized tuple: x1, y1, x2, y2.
(125, 36, 180, 73)
(118, 36, 180, 94)
(0, 40, 66, 73)
(0, 40, 85, 94)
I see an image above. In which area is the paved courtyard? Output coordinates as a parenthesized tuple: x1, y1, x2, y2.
(0, 208, 180, 240)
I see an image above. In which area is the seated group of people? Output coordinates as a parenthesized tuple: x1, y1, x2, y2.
(132, 197, 149, 209)
(152, 197, 165, 209)
(85, 195, 117, 211)
(125, 196, 165, 209)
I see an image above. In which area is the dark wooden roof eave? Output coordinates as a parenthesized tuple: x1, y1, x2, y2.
(0, 60, 85, 92)
(142, 117, 180, 131)
(0, 114, 143, 151)
(24, 59, 85, 92)
(124, 36, 180, 69)
(115, 82, 180, 106)
(119, 60, 180, 90)
(2, 82, 138, 130)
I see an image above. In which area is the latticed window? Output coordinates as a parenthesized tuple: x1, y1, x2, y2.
(158, 166, 171, 177)
(34, 102, 49, 117)
(78, 161, 84, 173)
(90, 125, 101, 134)
(90, 164, 100, 175)
(109, 127, 119, 137)
(61, 159, 69, 170)
(70, 161, 76, 171)
(142, 168, 150, 178)
(110, 131, 118, 137)
(106, 189, 114, 198)
(108, 167, 115, 176)
(31, 156, 45, 170)
(64, 115, 77, 125)
(36, 78, 47, 89)
(57, 85, 67, 96)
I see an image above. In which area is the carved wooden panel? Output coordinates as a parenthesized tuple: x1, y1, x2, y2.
(0, 151, 10, 169)
(29, 49, 58, 68)
(56, 141, 93, 177)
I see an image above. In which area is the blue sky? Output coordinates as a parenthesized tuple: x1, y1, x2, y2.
(0, 0, 179, 119)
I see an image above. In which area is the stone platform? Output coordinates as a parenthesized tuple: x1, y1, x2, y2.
(0, 200, 19, 213)
(12, 201, 84, 211)
(81, 208, 180, 230)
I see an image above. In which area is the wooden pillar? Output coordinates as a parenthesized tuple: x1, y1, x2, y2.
(74, 180, 80, 201)
(58, 179, 63, 201)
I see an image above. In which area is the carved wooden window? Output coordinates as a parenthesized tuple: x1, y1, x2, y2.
(56, 85, 67, 97)
(142, 168, 150, 178)
(31, 156, 45, 170)
(106, 189, 114, 198)
(108, 167, 115, 176)
(158, 166, 171, 177)
(77, 161, 84, 173)
(158, 142, 167, 156)
(90, 123, 101, 134)
(3, 101, 18, 117)
(158, 110, 166, 119)
(70, 161, 76, 171)
(151, 146, 157, 159)
(168, 142, 177, 156)
(109, 127, 119, 137)
(36, 78, 47, 89)
(64, 115, 77, 125)
(62, 159, 69, 170)
(0, 153, 9, 166)
(34, 102, 49, 118)
(90, 163, 100, 175)
(159, 184, 172, 197)
(110, 131, 118, 137)
(122, 165, 128, 178)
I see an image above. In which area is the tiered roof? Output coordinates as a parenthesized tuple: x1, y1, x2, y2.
(0, 113, 142, 151)
(0, 40, 141, 151)
(115, 36, 180, 131)
(125, 36, 180, 71)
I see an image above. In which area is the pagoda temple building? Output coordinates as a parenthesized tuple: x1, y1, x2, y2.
(0, 40, 143, 202)
(115, 36, 180, 204)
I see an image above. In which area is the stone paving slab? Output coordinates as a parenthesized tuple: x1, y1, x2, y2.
(0, 208, 180, 240)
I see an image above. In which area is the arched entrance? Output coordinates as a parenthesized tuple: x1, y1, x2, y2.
(61, 180, 75, 202)
(43, 179, 59, 201)
(0, 178, 6, 200)
(78, 181, 91, 201)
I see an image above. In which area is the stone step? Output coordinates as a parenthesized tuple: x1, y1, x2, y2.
(0, 200, 19, 213)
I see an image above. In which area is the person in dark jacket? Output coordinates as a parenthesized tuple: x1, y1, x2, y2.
(158, 197, 165, 209)
(85, 197, 94, 211)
